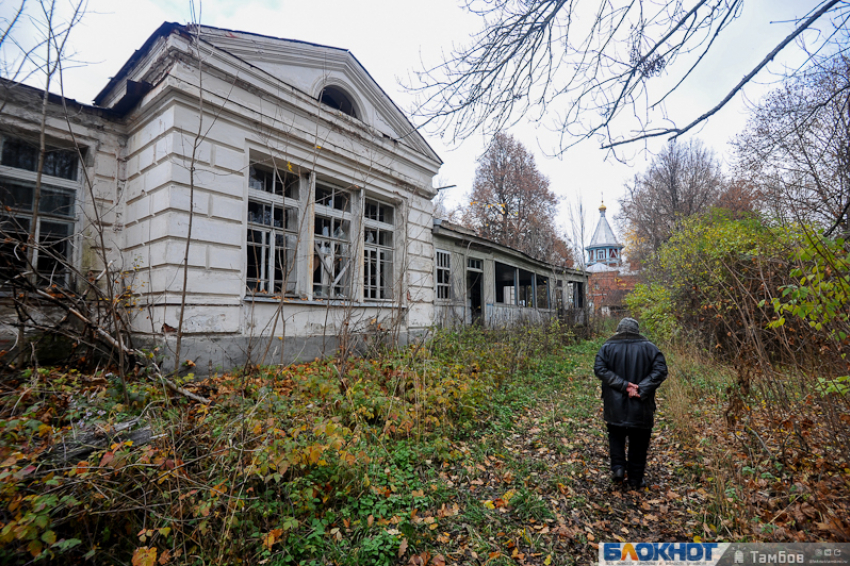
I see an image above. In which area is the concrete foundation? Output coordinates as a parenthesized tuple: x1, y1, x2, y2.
(133, 330, 425, 375)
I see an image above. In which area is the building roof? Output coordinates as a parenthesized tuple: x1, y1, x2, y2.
(432, 220, 586, 278)
(93, 22, 441, 166)
(587, 201, 622, 249)
(586, 262, 616, 273)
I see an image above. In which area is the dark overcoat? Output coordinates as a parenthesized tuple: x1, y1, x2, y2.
(593, 331, 668, 429)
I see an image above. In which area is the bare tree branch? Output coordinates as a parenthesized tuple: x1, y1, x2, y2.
(409, 0, 850, 154)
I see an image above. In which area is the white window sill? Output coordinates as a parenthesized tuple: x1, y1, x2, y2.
(243, 295, 403, 309)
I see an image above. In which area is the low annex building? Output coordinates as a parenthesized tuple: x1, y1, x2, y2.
(0, 22, 588, 371)
(432, 220, 586, 326)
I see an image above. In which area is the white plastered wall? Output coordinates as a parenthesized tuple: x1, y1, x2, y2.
(117, 32, 441, 351)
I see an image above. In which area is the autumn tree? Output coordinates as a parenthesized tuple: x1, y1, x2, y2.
(461, 132, 573, 266)
(618, 139, 723, 261)
(411, 0, 848, 153)
(735, 54, 850, 236)
(715, 178, 759, 217)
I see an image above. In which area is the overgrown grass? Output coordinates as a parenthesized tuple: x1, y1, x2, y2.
(5, 320, 846, 565)
(0, 322, 582, 565)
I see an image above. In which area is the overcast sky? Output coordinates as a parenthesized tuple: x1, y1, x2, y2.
(1, 0, 819, 243)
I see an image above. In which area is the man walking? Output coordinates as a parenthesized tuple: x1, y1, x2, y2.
(594, 318, 668, 489)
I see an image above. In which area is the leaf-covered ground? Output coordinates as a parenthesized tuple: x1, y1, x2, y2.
(398, 338, 727, 566)
(396, 339, 849, 566)
(2, 328, 848, 565)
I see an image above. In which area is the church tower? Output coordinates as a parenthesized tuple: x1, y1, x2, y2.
(586, 201, 623, 268)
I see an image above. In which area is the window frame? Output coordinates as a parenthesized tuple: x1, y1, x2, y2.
(362, 198, 394, 301)
(0, 135, 80, 288)
(245, 164, 301, 296)
(535, 275, 550, 310)
(436, 249, 451, 301)
(494, 261, 517, 305)
(312, 181, 354, 300)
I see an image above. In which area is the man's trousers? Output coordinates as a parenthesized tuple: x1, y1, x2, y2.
(606, 424, 652, 483)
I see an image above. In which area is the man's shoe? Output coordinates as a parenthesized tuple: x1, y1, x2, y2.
(612, 467, 625, 483)
(627, 478, 647, 489)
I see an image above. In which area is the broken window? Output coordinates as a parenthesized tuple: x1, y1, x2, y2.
(315, 183, 351, 212)
(0, 184, 76, 287)
(436, 250, 451, 300)
(246, 202, 297, 294)
(0, 136, 79, 288)
(365, 199, 393, 223)
(246, 164, 300, 295)
(249, 165, 300, 199)
(313, 184, 352, 299)
(363, 199, 394, 300)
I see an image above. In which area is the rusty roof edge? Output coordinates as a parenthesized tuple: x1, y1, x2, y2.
(93, 22, 183, 106)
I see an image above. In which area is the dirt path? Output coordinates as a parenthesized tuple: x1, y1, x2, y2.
(413, 357, 717, 565)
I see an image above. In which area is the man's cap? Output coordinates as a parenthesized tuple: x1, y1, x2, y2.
(616, 317, 639, 334)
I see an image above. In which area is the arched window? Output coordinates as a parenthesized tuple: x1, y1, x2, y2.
(319, 86, 358, 119)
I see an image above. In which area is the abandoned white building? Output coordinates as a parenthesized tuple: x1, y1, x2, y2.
(0, 23, 587, 371)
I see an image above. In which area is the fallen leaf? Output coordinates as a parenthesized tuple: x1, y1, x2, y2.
(132, 547, 157, 566)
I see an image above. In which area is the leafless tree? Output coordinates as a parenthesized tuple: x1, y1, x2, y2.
(460, 132, 573, 266)
(618, 138, 723, 261)
(0, 0, 141, 395)
(734, 53, 850, 236)
(567, 196, 590, 270)
(410, 0, 849, 153)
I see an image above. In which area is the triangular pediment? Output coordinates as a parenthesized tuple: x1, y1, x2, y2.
(196, 26, 440, 164)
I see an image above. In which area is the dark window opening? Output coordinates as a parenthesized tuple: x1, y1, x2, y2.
(517, 269, 534, 307)
(315, 184, 350, 212)
(495, 262, 516, 304)
(246, 201, 298, 295)
(1, 137, 79, 181)
(536, 275, 550, 309)
(572, 281, 585, 308)
(436, 251, 451, 300)
(467, 270, 483, 324)
(319, 86, 358, 119)
(0, 176, 76, 287)
(365, 199, 393, 224)
(249, 165, 300, 199)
